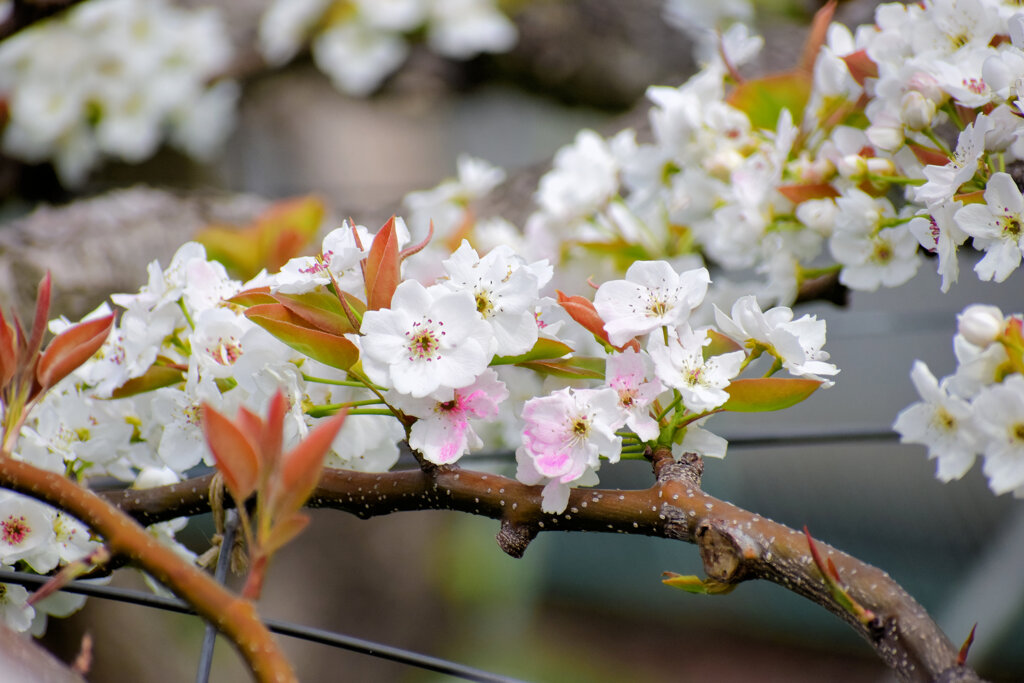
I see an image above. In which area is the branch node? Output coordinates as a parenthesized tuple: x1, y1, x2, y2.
(649, 447, 702, 487)
(696, 521, 748, 583)
(496, 519, 537, 559)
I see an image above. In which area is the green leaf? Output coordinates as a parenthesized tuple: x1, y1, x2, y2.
(110, 364, 185, 399)
(273, 289, 363, 337)
(492, 338, 574, 365)
(726, 72, 811, 130)
(228, 288, 277, 307)
(702, 329, 743, 361)
(722, 378, 821, 412)
(519, 356, 605, 380)
(662, 572, 736, 595)
(246, 304, 359, 371)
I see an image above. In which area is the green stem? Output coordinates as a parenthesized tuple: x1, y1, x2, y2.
(301, 374, 382, 389)
(306, 399, 384, 418)
(921, 128, 951, 156)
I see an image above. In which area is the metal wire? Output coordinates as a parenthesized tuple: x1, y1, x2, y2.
(0, 568, 525, 683)
(194, 509, 238, 683)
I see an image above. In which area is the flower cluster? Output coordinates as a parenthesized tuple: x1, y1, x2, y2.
(895, 304, 1024, 497)
(0, 0, 237, 186)
(0, 213, 839, 632)
(402, 1, 1024, 305)
(258, 0, 516, 97)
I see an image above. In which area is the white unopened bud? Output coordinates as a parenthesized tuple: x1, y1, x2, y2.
(900, 91, 936, 131)
(957, 304, 1005, 347)
(837, 154, 868, 179)
(133, 466, 181, 489)
(866, 125, 904, 152)
(866, 157, 895, 176)
(907, 72, 944, 103)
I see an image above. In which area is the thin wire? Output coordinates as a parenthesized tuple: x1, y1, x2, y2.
(0, 569, 524, 683)
(194, 510, 238, 683)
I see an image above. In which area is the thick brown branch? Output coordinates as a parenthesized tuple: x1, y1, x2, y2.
(0, 456, 295, 683)
(102, 457, 981, 683)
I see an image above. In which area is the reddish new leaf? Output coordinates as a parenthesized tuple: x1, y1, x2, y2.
(721, 378, 821, 412)
(270, 410, 347, 518)
(36, 314, 115, 390)
(492, 338, 574, 365)
(777, 183, 840, 204)
(109, 364, 185, 399)
(229, 287, 277, 307)
(260, 391, 287, 475)
(799, 0, 837, 76)
(702, 330, 744, 361)
(0, 309, 16, 389)
(201, 404, 260, 501)
(262, 512, 311, 556)
(363, 216, 401, 311)
(246, 304, 360, 371)
(26, 273, 52, 363)
(908, 143, 950, 167)
(841, 49, 878, 86)
(727, 72, 812, 130)
(957, 623, 978, 667)
(273, 290, 361, 336)
(519, 357, 605, 380)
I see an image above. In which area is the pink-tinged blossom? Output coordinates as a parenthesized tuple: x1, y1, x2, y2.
(648, 325, 744, 413)
(516, 387, 624, 513)
(356, 280, 493, 398)
(594, 261, 710, 347)
(954, 172, 1024, 282)
(391, 369, 509, 465)
(605, 349, 662, 441)
(893, 361, 979, 482)
(0, 493, 58, 573)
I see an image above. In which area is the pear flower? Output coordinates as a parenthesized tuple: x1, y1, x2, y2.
(715, 296, 838, 385)
(390, 369, 509, 465)
(594, 261, 710, 347)
(648, 325, 744, 413)
(893, 361, 979, 482)
(356, 280, 493, 399)
(516, 387, 624, 513)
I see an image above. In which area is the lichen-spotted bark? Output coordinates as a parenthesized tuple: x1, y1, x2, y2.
(103, 444, 984, 683)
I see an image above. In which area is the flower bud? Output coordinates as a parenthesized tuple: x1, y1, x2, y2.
(866, 157, 895, 176)
(900, 90, 936, 131)
(957, 304, 1005, 347)
(907, 72, 944, 103)
(837, 154, 868, 179)
(865, 125, 904, 152)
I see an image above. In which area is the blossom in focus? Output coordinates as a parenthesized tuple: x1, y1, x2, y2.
(441, 241, 552, 356)
(594, 261, 710, 347)
(893, 361, 979, 482)
(391, 369, 508, 464)
(714, 295, 838, 384)
(356, 280, 493, 398)
(516, 387, 624, 513)
(648, 325, 744, 413)
(971, 374, 1024, 496)
(605, 349, 663, 441)
(954, 172, 1024, 282)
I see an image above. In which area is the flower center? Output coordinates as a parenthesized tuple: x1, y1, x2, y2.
(475, 291, 494, 317)
(872, 239, 893, 263)
(1, 515, 31, 546)
(646, 294, 671, 318)
(406, 319, 443, 361)
(1013, 422, 1024, 442)
(935, 408, 956, 432)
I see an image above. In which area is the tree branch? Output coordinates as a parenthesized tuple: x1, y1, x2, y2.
(100, 444, 982, 683)
(0, 455, 296, 683)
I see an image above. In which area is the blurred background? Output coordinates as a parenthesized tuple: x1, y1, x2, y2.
(1, 0, 1022, 681)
